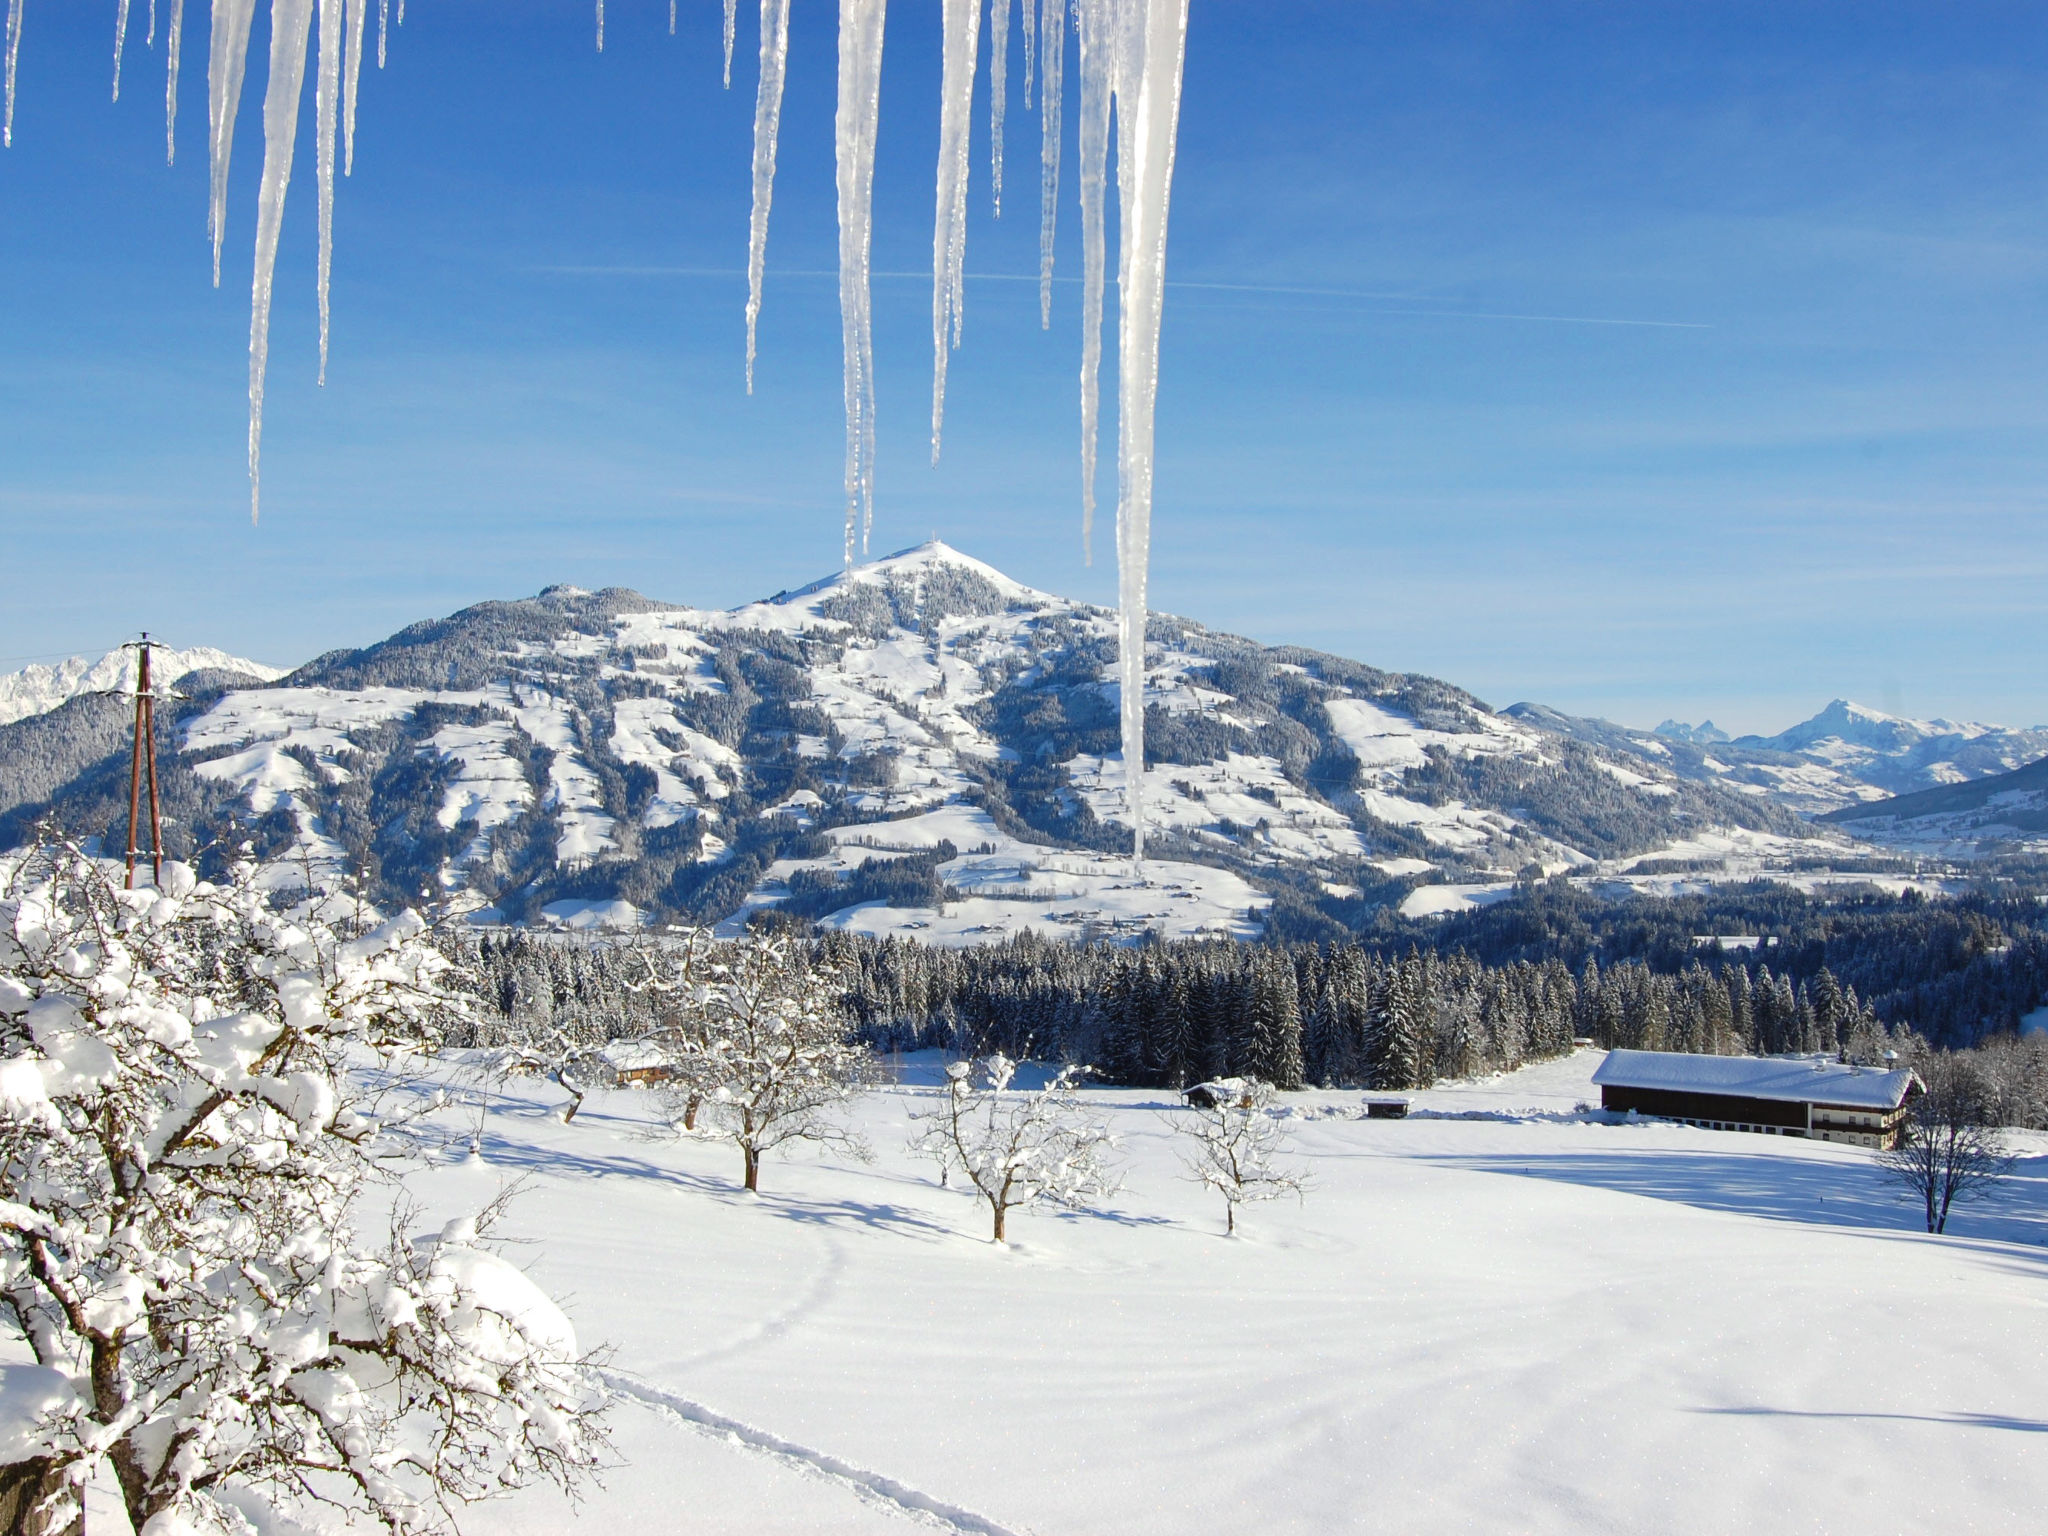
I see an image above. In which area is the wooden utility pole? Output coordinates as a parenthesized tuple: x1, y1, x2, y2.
(124, 634, 166, 889)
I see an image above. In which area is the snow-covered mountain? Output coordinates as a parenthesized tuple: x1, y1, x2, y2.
(0, 644, 287, 726)
(1819, 754, 2048, 859)
(0, 544, 1927, 939)
(1506, 697, 2048, 818)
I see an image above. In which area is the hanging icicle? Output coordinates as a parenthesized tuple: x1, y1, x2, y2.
(1037, 0, 1063, 329)
(988, 0, 1008, 217)
(930, 0, 979, 464)
(594, 0, 604, 54)
(3, 0, 22, 150)
(164, 0, 185, 163)
(836, 0, 886, 566)
(722, 0, 735, 87)
(247, 0, 315, 523)
(342, 0, 363, 172)
(745, 0, 791, 393)
(1111, 0, 1188, 866)
(314, 0, 342, 384)
(1074, 0, 1112, 565)
(1022, 0, 1035, 110)
(376, 0, 385, 68)
(113, 0, 132, 100)
(208, 0, 257, 286)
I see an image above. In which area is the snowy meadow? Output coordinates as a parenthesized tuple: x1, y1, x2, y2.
(389, 1050, 2043, 1535)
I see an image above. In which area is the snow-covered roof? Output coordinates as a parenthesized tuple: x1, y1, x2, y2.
(1591, 1050, 1918, 1110)
(601, 1039, 673, 1072)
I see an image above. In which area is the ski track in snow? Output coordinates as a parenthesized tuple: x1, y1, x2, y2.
(599, 1371, 1035, 1536)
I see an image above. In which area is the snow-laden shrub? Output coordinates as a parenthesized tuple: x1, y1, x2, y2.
(0, 842, 607, 1536)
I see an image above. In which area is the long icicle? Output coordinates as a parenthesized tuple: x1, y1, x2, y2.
(836, 0, 886, 565)
(930, 0, 979, 464)
(208, 0, 258, 286)
(1112, 0, 1189, 867)
(376, 0, 385, 67)
(164, 0, 184, 162)
(1037, 0, 1063, 329)
(1021, 0, 1035, 109)
(1073, 0, 1112, 564)
(2, 0, 20, 149)
(113, 0, 132, 100)
(744, 0, 791, 393)
(147, 0, 156, 46)
(248, 0, 316, 524)
(315, 0, 342, 384)
(988, 0, 1008, 216)
(721, 0, 735, 86)
(595, 0, 604, 53)
(341, 0, 364, 172)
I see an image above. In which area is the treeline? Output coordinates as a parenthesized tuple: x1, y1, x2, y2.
(1348, 881, 2048, 1050)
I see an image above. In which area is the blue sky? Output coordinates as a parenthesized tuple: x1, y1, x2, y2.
(2, 1, 2046, 735)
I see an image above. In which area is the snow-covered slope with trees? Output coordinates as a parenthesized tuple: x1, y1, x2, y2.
(0, 545, 1938, 937)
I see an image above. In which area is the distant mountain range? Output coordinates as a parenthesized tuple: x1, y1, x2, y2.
(0, 645, 286, 726)
(0, 545, 2038, 940)
(1507, 697, 2048, 816)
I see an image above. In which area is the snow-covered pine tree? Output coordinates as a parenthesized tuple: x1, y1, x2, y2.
(0, 840, 606, 1536)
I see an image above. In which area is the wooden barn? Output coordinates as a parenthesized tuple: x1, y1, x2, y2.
(1591, 1050, 1922, 1149)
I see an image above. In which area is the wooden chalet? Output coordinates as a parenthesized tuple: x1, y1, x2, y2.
(1591, 1050, 1922, 1149)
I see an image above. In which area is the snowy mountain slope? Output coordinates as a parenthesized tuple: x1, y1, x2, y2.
(0, 544, 1860, 936)
(1819, 753, 2048, 858)
(0, 643, 286, 726)
(1507, 697, 2048, 815)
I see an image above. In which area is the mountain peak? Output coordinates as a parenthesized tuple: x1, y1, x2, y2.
(0, 645, 288, 727)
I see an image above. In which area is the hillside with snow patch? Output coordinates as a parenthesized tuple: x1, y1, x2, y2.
(0, 545, 1926, 937)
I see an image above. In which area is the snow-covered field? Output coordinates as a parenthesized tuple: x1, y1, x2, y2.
(342, 1050, 2046, 1535)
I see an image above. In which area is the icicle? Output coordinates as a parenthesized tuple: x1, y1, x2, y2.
(315, 0, 342, 384)
(1037, 0, 1063, 329)
(594, 0, 603, 54)
(163, 0, 184, 163)
(988, 0, 1008, 216)
(376, 0, 385, 67)
(1022, 0, 1035, 109)
(721, 0, 734, 87)
(836, 0, 886, 566)
(668, 0, 675, 35)
(208, 0, 258, 286)
(1073, 0, 1112, 563)
(929, 0, 979, 464)
(4, 0, 24, 150)
(247, 0, 315, 524)
(744, 0, 791, 393)
(394, 0, 402, 22)
(113, 0, 131, 101)
(342, 0, 364, 173)
(147, 0, 156, 46)
(1111, 0, 1188, 866)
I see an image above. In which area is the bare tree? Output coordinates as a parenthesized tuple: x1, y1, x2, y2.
(490, 1010, 616, 1124)
(1882, 1056, 2015, 1234)
(654, 933, 872, 1192)
(1175, 1078, 1311, 1235)
(911, 1056, 1119, 1244)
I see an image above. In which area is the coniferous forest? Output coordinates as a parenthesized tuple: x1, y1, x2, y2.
(453, 879, 2048, 1121)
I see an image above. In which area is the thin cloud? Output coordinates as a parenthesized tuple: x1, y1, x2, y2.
(533, 264, 1709, 329)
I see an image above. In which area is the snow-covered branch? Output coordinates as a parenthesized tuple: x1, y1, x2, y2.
(1174, 1079, 1310, 1236)
(911, 1055, 1119, 1244)
(0, 839, 608, 1536)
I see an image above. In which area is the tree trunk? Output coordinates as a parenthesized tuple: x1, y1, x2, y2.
(562, 1090, 582, 1124)
(684, 1095, 702, 1131)
(1226, 1202, 1235, 1236)
(744, 1146, 760, 1192)
(0, 1457, 80, 1536)
(991, 1201, 1006, 1243)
